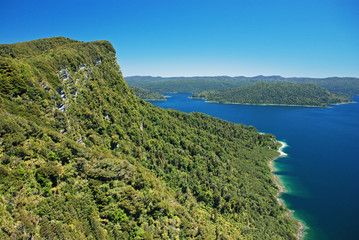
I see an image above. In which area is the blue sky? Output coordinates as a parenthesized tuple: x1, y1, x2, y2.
(1, 0, 358, 77)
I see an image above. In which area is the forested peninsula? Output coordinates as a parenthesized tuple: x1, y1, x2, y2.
(0, 37, 299, 239)
(192, 82, 352, 107)
(130, 86, 165, 101)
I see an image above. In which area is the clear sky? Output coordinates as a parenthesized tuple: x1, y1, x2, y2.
(1, 0, 358, 77)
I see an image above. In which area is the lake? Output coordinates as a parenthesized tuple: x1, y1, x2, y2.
(150, 93, 359, 240)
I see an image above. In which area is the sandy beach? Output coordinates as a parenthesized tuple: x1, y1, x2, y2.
(271, 141, 305, 240)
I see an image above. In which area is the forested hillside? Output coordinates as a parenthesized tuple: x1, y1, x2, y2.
(0, 37, 299, 239)
(125, 76, 256, 94)
(130, 86, 165, 100)
(192, 82, 352, 107)
(125, 75, 359, 96)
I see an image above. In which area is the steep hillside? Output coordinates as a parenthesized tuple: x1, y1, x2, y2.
(193, 82, 352, 107)
(0, 38, 299, 239)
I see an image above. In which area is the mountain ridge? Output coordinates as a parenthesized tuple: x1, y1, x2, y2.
(125, 75, 359, 95)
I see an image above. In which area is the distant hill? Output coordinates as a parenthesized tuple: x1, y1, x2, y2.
(192, 82, 353, 107)
(125, 75, 359, 95)
(126, 76, 255, 94)
(130, 86, 165, 100)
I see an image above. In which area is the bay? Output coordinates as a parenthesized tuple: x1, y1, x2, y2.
(150, 93, 359, 240)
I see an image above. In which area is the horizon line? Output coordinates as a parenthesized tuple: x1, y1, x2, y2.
(124, 75, 359, 79)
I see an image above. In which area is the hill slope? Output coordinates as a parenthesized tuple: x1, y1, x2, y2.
(0, 37, 299, 239)
(193, 82, 352, 107)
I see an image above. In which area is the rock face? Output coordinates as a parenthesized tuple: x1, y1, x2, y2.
(0, 37, 299, 239)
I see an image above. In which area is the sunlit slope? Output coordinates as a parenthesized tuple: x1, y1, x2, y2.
(0, 37, 299, 239)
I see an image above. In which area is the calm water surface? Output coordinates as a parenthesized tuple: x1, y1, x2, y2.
(150, 93, 359, 240)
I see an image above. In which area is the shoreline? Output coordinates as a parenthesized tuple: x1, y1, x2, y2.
(191, 97, 353, 108)
(144, 98, 166, 101)
(271, 141, 305, 240)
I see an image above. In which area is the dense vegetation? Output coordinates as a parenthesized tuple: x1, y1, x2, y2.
(0, 37, 299, 239)
(125, 75, 359, 96)
(193, 82, 352, 107)
(125, 76, 255, 94)
(130, 86, 165, 100)
(290, 77, 359, 96)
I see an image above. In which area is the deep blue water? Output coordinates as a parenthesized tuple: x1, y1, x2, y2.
(150, 93, 359, 240)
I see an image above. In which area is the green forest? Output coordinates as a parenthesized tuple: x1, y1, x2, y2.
(0, 37, 299, 239)
(125, 75, 359, 96)
(125, 76, 255, 94)
(192, 82, 352, 107)
(130, 86, 165, 101)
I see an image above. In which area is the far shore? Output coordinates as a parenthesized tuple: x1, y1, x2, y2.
(144, 98, 166, 101)
(271, 141, 306, 240)
(202, 99, 353, 108)
(190, 96, 354, 108)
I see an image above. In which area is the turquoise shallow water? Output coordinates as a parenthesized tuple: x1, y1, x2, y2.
(150, 94, 359, 240)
